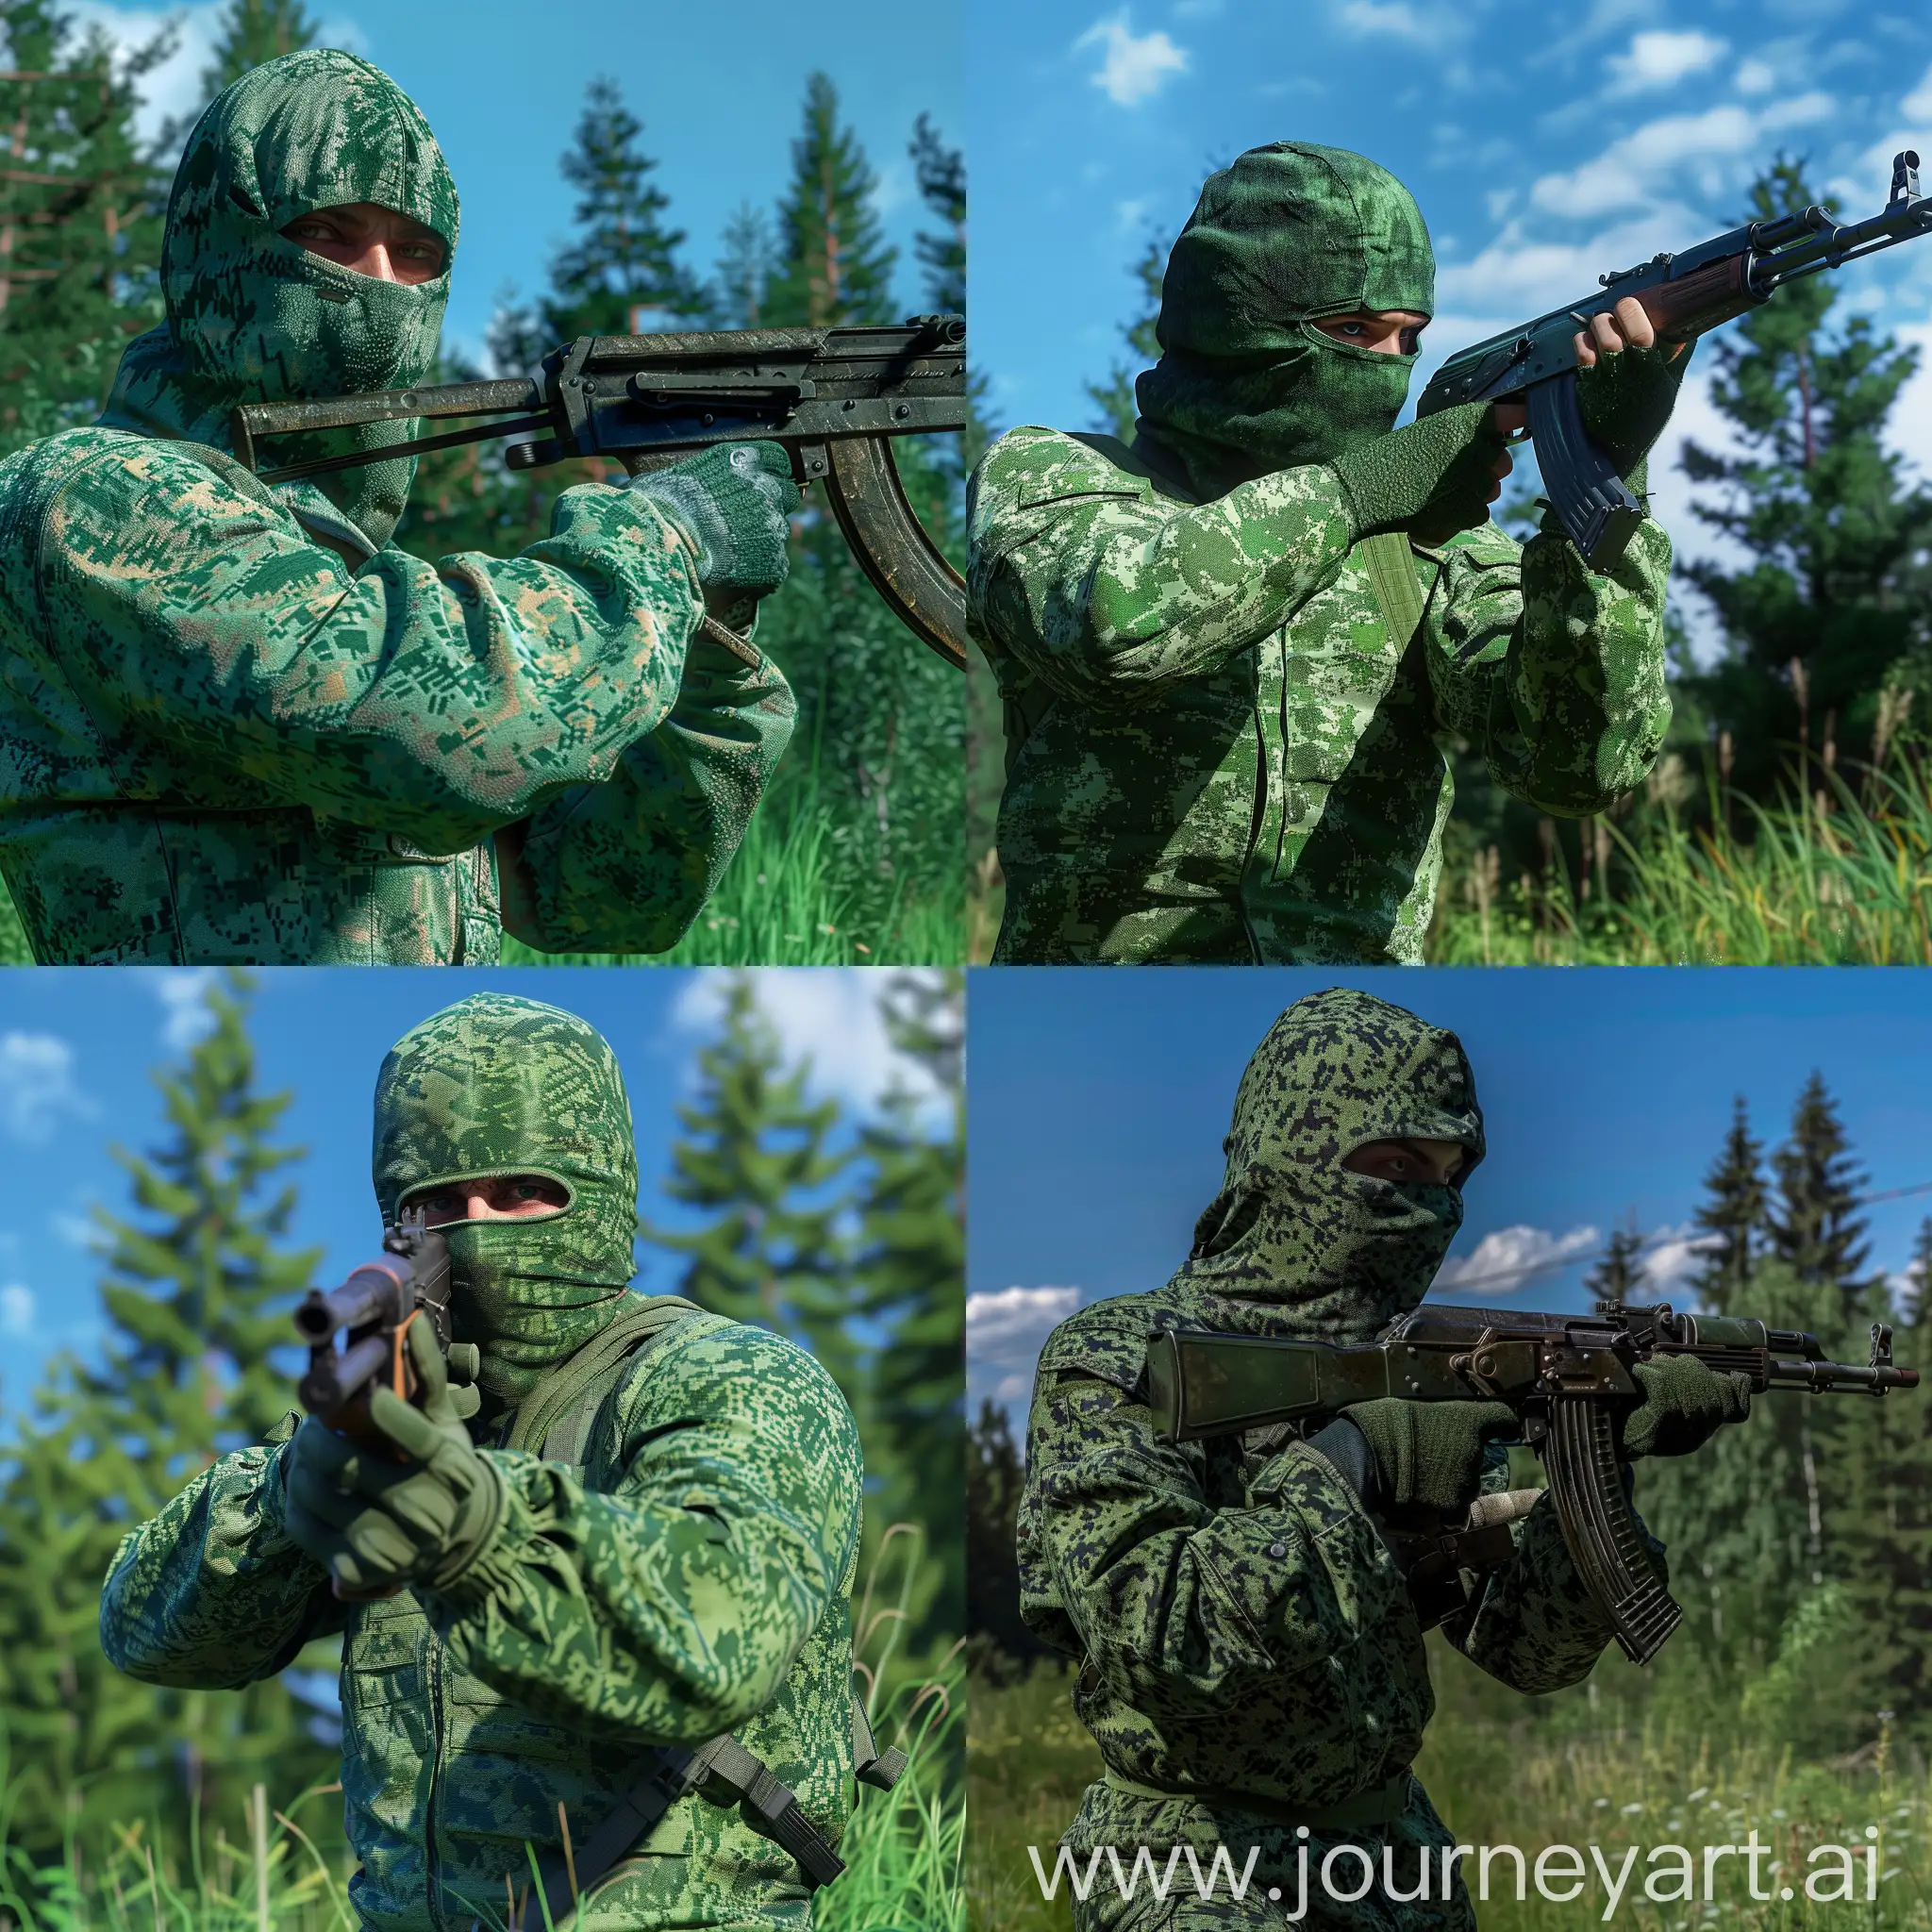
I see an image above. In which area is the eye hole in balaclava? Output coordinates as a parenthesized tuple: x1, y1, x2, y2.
(373, 995, 638, 1414)
(99, 48, 459, 551)
(1184, 987, 1484, 1343)
(1134, 141, 1435, 502)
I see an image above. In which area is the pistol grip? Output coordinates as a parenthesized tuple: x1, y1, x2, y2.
(1543, 1396, 1681, 1664)
(1525, 369, 1645, 572)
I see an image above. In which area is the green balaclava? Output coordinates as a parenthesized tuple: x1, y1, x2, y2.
(1180, 987, 1484, 1343)
(1134, 142, 1435, 501)
(98, 49, 458, 553)
(372, 994, 638, 1414)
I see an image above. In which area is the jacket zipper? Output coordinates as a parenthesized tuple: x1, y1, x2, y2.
(425, 1633, 447, 1931)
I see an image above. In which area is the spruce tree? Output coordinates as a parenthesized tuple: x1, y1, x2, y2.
(965, 1400, 1041, 1671)
(908, 113, 963, 317)
(541, 76, 704, 340)
(1680, 158, 1932, 796)
(1584, 1223, 1644, 1307)
(0, 970, 334, 1853)
(1908, 1217, 1932, 1331)
(1085, 234, 1164, 441)
(849, 973, 964, 1641)
(1693, 1097, 1768, 1310)
(710, 201, 776, 328)
(1767, 1072, 1871, 1289)
(196, 0, 319, 103)
(764, 72, 897, 328)
(650, 977, 858, 1392)
(0, 0, 171, 456)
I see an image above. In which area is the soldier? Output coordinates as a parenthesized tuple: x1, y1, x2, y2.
(0, 51, 798, 964)
(1017, 987, 1749, 1928)
(100, 992, 873, 1931)
(969, 142, 1688, 963)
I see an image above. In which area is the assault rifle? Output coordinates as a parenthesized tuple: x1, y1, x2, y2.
(292, 1208, 475, 1457)
(1416, 149, 1932, 570)
(1147, 1300, 1920, 1665)
(229, 316, 970, 668)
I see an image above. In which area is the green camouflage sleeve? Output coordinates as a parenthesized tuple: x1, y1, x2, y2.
(501, 626, 796, 954)
(1022, 1368, 1420, 1728)
(98, 1411, 345, 1689)
(419, 1322, 861, 1744)
(38, 435, 709, 855)
(1441, 1488, 1666, 1693)
(968, 425, 1362, 703)
(1421, 505, 1672, 817)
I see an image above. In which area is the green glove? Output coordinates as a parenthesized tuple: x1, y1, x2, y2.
(1340, 1397, 1520, 1514)
(1327, 401, 1508, 547)
(1618, 1353, 1752, 1460)
(1576, 339, 1692, 481)
(283, 1319, 502, 1598)
(627, 440, 801, 601)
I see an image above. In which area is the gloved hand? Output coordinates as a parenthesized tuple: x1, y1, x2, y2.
(1618, 1354, 1752, 1460)
(627, 440, 801, 601)
(1328, 401, 1511, 547)
(1341, 1397, 1520, 1514)
(283, 1318, 502, 1598)
(1576, 339, 1691, 482)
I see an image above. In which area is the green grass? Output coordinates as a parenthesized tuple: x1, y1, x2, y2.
(1429, 752, 1932, 966)
(968, 1650, 1932, 1931)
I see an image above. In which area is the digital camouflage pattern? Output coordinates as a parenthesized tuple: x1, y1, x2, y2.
(969, 142, 1672, 966)
(372, 992, 642, 1414)
(0, 51, 792, 965)
(101, 991, 864, 1932)
(1018, 991, 1657, 1929)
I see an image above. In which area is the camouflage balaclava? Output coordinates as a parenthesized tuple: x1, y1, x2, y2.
(1134, 142, 1434, 501)
(372, 994, 638, 1413)
(1179, 987, 1484, 1342)
(99, 49, 458, 552)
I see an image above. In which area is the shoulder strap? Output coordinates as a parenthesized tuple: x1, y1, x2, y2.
(1357, 530, 1429, 650)
(503, 1293, 709, 1460)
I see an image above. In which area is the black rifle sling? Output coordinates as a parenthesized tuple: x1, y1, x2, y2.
(497, 1304, 856, 1930)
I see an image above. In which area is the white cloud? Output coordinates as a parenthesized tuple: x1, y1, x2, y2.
(968, 1284, 1080, 1357)
(1074, 12, 1188, 108)
(0, 1284, 32, 1337)
(0, 1033, 97, 1145)
(53, 1206, 103, 1250)
(1335, 1, 1431, 41)
(155, 969, 220, 1052)
(1902, 62, 1932, 125)
(870, 158, 914, 220)
(669, 970, 951, 1124)
(1633, 1223, 1724, 1296)
(1736, 58, 1776, 97)
(1437, 1224, 1601, 1294)
(1605, 29, 1727, 96)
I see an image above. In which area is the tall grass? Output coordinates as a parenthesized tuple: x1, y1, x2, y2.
(969, 1653, 1930, 1931)
(1429, 749, 1932, 966)
(0, 1532, 964, 1932)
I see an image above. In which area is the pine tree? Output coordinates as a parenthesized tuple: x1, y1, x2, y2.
(1084, 233, 1165, 441)
(1680, 158, 1932, 798)
(1693, 1097, 1768, 1311)
(710, 201, 776, 328)
(1584, 1222, 1644, 1307)
(1768, 1072, 1871, 1289)
(196, 0, 319, 103)
(908, 113, 963, 317)
(849, 973, 964, 1641)
(0, 0, 172, 456)
(649, 977, 858, 1392)
(541, 76, 704, 341)
(0, 971, 335, 1852)
(764, 72, 897, 328)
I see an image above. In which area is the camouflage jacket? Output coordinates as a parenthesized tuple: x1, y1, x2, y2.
(968, 427, 1672, 964)
(1017, 1286, 1657, 1929)
(0, 431, 793, 964)
(101, 1306, 863, 1932)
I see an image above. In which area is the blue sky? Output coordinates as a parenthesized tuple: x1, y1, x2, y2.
(67, 0, 963, 366)
(0, 968, 941, 1420)
(966, 969, 1932, 1427)
(968, 0, 1932, 658)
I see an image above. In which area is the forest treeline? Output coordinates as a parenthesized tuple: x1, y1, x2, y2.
(967, 1072, 1932, 1761)
(0, 965, 963, 1870)
(0, 0, 966, 966)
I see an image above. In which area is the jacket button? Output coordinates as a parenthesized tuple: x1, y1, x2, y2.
(1268, 1541, 1288, 1559)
